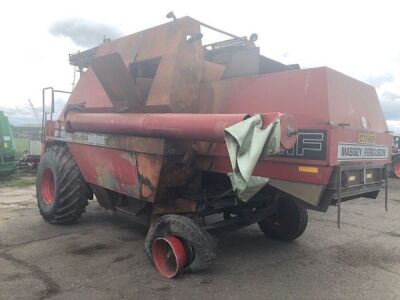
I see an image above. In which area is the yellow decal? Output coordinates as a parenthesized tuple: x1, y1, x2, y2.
(298, 166, 319, 174)
(358, 133, 375, 144)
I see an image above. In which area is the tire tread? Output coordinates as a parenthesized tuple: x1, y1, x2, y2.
(145, 214, 217, 272)
(37, 144, 89, 224)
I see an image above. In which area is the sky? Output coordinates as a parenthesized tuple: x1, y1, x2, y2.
(0, 0, 399, 132)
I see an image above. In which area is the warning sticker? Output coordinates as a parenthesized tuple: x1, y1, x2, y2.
(337, 143, 388, 160)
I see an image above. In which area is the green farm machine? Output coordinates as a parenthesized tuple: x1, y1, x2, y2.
(0, 111, 17, 177)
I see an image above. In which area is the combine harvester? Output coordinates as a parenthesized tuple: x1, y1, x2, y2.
(37, 15, 392, 278)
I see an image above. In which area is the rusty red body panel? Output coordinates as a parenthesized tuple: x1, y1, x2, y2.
(203, 67, 387, 129)
(200, 67, 391, 189)
(68, 143, 140, 198)
(66, 112, 296, 146)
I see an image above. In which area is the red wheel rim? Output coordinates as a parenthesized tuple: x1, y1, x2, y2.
(41, 168, 55, 205)
(395, 161, 400, 178)
(152, 236, 187, 278)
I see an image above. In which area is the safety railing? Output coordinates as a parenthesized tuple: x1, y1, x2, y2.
(41, 87, 71, 143)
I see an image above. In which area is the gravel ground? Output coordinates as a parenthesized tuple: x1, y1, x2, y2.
(0, 179, 400, 299)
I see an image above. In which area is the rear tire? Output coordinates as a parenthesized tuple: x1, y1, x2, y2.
(36, 144, 89, 224)
(258, 195, 308, 242)
(145, 214, 217, 273)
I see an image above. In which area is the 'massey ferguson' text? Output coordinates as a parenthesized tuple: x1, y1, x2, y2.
(337, 143, 388, 160)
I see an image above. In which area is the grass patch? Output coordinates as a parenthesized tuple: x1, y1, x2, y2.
(0, 171, 36, 187)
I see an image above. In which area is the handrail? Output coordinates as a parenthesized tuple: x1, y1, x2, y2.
(41, 87, 71, 143)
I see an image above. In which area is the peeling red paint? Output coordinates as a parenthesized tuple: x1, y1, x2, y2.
(67, 143, 140, 198)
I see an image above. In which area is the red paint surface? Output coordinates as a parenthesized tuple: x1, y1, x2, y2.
(66, 68, 113, 110)
(211, 67, 388, 132)
(67, 143, 139, 198)
(45, 121, 55, 138)
(208, 155, 333, 185)
(66, 112, 295, 147)
(200, 67, 391, 184)
(41, 168, 55, 205)
(152, 236, 187, 279)
(207, 124, 390, 185)
(329, 127, 391, 165)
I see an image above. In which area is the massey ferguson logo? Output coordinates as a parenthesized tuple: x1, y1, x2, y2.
(337, 143, 388, 160)
(277, 130, 326, 161)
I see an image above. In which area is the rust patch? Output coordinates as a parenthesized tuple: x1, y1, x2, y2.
(153, 198, 197, 214)
(104, 135, 167, 155)
(136, 153, 163, 201)
(141, 185, 152, 198)
(95, 165, 119, 191)
(68, 143, 140, 198)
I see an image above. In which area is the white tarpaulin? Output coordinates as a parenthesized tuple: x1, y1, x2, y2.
(224, 114, 281, 202)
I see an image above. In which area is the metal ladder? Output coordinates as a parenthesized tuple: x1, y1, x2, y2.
(41, 87, 71, 143)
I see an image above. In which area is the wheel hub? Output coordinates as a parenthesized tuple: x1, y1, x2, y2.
(152, 236, 187, 278)
(41, 168, 55, 205)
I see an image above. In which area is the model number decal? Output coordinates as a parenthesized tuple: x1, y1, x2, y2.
(337, 143, 388, 160)
(358, 133, 375, 144)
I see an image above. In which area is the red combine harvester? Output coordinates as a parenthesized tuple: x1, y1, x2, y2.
(38, 16, 392, 278)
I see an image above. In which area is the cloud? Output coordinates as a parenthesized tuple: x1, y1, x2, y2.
(382, 92, 400, 101)
(49, 18, 123, 48)
(1, 98, 66, 126)
(365, 73, 394, 87)
(379, 92, 400, 121)
(386, 120, 400, 134)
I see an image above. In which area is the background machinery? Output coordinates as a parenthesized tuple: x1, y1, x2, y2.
(37, 16, 392, 278)
(0, 111, 17, 177)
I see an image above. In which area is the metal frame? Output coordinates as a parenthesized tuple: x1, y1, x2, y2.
(335, 164, 389, 228)
(195, 19, 241, 39)
(41, 87, 71, 143)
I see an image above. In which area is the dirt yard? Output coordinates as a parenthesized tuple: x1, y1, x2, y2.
(1, 179, 400, 299)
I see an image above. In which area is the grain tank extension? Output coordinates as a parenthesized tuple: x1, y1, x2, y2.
(37, 16, 391, 278)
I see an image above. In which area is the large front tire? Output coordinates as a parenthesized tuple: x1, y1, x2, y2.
(258, 195, 308, 242)
(36, 144, 89, 224)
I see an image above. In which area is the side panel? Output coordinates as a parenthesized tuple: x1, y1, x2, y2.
(207, 67, 330, 126)
(199, 67, 391, 187)
(197, 155, 333, 185)
(196, 125, 333, 186)
(326, 68, 388, 132)
(329, 127, 391, 165)
(67, 143, 140, 198)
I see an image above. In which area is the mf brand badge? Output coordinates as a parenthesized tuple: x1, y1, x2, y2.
(337, 143, 388, 160)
